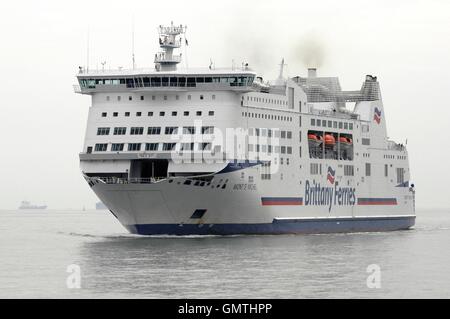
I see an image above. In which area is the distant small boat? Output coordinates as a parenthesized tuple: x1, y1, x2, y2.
(95, 201, 107, 210)
(18, 201, 47, 210)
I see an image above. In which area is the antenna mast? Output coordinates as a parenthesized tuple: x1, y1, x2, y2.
(86, 26, 90, 72)
(132, 17, 136, 70)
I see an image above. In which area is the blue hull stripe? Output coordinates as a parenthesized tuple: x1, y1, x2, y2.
(126, 216, 415, 236)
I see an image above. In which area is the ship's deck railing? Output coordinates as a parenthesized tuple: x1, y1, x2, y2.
(154, 53, 182, 64)
(387, 140, 407, 151)
(308, 106, 359, 120)
(93, 177, 167, 184)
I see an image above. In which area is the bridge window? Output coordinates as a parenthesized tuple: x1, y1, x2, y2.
(151, 77, 161, 87)
(187, 77, 196, 87)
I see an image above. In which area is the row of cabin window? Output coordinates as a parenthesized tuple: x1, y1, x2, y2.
(384, 154, 407, 160)
(311, 118, 353, 130)
(248, 145, 293, 154)
(310, 163, 404, 182)
(81, 76, 254, 89)
(97, 126, 214, 136)
(105, 94, 216, 102)
(246, 96, 288, 106)
(101, 110, 215, 118)
(249, 128, 293, 139)
(94, 142, 218, 152)
(311, 163, 355, 176)
(242, 111, 293, 122)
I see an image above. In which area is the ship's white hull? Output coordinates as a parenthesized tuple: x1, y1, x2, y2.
(87, 165, 415, 235)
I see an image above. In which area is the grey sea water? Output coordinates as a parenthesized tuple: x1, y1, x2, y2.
(0, 209, 449, 298)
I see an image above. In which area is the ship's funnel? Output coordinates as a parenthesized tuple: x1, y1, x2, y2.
(308, 68, 317, 78)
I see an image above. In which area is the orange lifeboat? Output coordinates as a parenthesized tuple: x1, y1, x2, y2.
(324, 134, 336, 147)
(308, 133, 322, 147)
(339, 136, 349, 144)
(338, 136, 352, 150)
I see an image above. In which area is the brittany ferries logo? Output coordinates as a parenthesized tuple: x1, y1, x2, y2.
(327, 166, 335, 184)
(305, 166, 356, 212)
(374, 107, 382, 124)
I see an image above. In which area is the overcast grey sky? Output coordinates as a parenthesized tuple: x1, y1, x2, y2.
(0, 0, 449, 209)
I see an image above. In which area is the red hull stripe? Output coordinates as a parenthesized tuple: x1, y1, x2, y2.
(357, 198, 397, 205)
(261, 197, 303, 206)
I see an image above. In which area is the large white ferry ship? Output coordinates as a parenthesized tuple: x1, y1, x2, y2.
(74, 23, 415, 235)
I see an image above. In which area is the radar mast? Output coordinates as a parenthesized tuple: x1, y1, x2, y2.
(154, 22, 186, 71)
